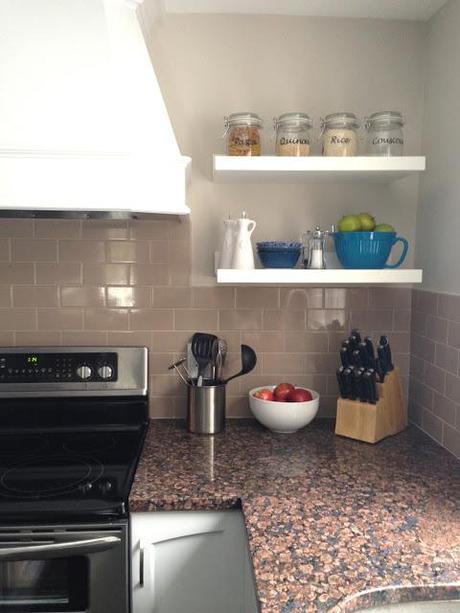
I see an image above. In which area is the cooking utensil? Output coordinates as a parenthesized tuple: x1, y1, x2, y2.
(214, 339, 227, 382)
(191, 333, 218, 387)
(168, 357, 191, 386)
(223, 344, 257, 384)
(187, 382, 226, 434)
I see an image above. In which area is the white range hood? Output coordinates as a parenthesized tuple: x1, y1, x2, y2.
(0, 0, 190, 217)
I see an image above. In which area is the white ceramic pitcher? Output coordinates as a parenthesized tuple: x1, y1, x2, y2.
(231, 212, 256, 270)
(219, 218, 238, 269)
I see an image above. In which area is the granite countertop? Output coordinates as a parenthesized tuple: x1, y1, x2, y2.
(130, 420, 460, 612)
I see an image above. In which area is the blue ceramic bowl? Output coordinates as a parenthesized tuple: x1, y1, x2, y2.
(333, 232, 409, 269)
(257, 242, 301, 269)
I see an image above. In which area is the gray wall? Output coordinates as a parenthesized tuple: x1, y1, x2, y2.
(416, 0, 460, 294)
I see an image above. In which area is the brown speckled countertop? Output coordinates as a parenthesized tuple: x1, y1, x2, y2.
(130, 420, 460, 612)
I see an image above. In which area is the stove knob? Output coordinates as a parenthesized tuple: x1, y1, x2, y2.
(98, 479, 113, 495)
(97, 365, 113, 380)
(76, 365, 92, 380)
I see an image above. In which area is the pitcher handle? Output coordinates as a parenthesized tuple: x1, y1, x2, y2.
(247, 221, 256, 235)
(384, 236, 409, 269)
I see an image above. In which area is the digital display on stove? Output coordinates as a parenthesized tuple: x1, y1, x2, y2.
(27, 355, 39, 364)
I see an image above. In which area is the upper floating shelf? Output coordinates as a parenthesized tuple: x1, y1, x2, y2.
(213, 155, 426, 184)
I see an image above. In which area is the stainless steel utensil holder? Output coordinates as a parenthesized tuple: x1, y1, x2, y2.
(187, 382, 225, 434)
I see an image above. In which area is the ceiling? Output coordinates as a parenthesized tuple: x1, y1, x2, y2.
(163, 0, 449, 21)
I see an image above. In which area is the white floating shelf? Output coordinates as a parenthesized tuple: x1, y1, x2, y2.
(213, 155, 426, 184)
(217, 268, 423, 286)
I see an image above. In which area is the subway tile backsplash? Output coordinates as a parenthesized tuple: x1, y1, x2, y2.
(0, 219, 458, 460)
(410, 289, 460, 458)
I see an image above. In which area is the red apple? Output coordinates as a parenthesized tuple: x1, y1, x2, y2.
(273, 382, 295, 402)
(287, 388, 313, 402)
(254, 388, 275, 401)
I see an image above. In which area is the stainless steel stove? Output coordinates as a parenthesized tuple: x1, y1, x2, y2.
(0, 347, 149, 613)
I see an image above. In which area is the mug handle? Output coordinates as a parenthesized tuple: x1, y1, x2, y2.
(384, 236, 409, 269)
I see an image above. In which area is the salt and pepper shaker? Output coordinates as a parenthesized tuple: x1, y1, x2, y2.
(302, 226, 331, 269)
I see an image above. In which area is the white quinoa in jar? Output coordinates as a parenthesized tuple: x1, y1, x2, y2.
(321, 112, 360, 156)
(224, 113, 263, 156)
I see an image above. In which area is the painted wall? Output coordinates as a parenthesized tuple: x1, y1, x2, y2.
(141, 13, 425, 284)
(416, 0, 460, 294)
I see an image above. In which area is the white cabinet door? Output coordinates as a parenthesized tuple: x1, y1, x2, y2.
(131, 510, 258, 613)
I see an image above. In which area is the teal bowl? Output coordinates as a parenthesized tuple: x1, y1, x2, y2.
(333, 232, 409, 269)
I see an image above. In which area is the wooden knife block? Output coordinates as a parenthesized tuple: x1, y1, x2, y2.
(335, 368, 407, 444)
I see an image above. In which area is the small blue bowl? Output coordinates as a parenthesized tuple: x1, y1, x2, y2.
(333, 232, 409, 269)
(257, 241, 301, 268)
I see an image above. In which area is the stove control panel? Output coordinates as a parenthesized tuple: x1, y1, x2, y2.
(0, 352, 118, 383)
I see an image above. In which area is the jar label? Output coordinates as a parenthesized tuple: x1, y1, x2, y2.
(279, 137, 310, 145)
(372, 136, 404, 145)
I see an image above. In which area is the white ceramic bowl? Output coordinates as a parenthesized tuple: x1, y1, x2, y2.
(248, 386, 319, 433)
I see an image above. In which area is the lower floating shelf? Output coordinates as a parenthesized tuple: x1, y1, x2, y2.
(216, 268, 423, 286)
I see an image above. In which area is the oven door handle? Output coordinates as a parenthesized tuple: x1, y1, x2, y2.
(0, 535, 121, 561)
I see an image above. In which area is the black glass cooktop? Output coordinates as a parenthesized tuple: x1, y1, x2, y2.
(0, 398, 149, 522)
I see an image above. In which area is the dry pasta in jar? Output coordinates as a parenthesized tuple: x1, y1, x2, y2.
(224, 113, 263, 156)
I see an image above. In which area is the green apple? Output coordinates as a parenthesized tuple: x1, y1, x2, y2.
(375, 223, 395, 233)
(337, 215, 362, 232)
(358, 213, 376, 231)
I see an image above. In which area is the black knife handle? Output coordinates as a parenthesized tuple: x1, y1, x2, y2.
(340, 347, 350, 369)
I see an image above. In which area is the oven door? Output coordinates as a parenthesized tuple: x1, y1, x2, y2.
(0, 524, 128, 613)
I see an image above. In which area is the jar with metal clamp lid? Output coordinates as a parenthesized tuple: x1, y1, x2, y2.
(365, 111, 404, 156)
(274, 113, 312, 156)
(224, 113, 263, 156)
(321, 112, 360, 156)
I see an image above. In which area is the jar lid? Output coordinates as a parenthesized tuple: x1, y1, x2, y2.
(366, 111, 404, 128)
(225, 113, 263, 128)
(322, 112, 360, 130)
(274, 113, 313, 129)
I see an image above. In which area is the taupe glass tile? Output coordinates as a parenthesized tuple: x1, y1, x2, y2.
(432, 393, 457, 426)
(413, 290, 438, 315)
(422, 409, 443, 443)
(410, 354, 425, 380)
(263, 353, 307, 375)
(0, 263, 34, 284)
(411, 310, 427, 335)
(346, 288, 369, 309)
(84, 309, 129, 331)
(0, 331, 14, 345)
(280, 288, 323, 310)
(0, 309, 36, 330)
(130, 264, 170, 286)
(151, 374, 187, 398)
(387, 332, 410, 353)
(169, 219, 191, 242)
(82, 220, 129, 240)
(192, 287, 235, 308)
(149, 353, 175, 375)
(176, 309, 218, 331)
(62, 331, 107, 345)
(435, 343, 459, 375)
(283, 331, 329, 353)
(59, 240, 105, 263)
(236, 288, 279, 309)
(410, 379, 434, 410)
(37, 263, 81, 285)
(349, 310, 393, 330)
(131, 309, 173, 331)
(0, 220, 33, 238)
(148, 397, 176, 419)
(152, 330, 193, 353)
(369, 288, 411, 309)
(307, 309, 347, 331)
(394, 309, 411, 331)
(106, 241, 149, 263)
(424, 364, 446, 394)
(13, 239, 57, 262)
(83, 264, 128, 286)
(219, 309, 261, 331)
(304, 353, 337, 374)
(107, 287, 151, 308)
(408, 400, 423, 426)
(226, 396, 251, 418)
(61, 286, 105, 307)
(108, 331, 151, 347)
(37, 309, 83, 330)
(16, 331, 61, 345)
(153, 287, 191, 308)
(150, 241, 170, 263)
(131, 220, 172, 241)
(263, 310, 305, 331)
(425, 315, 448, 343)
(35, 220, 81, 239)
(241, 331, 284, 353)
(445, 373, 460, 404)
(448, 321, 460, 350)
(443, 424, 460, 459)
(324, 288, 346, 309)
(14, 286, 58, 307)
(0, 239, 10, 261)
(438, 293, 460, 323)
(0, 286, 11, 307)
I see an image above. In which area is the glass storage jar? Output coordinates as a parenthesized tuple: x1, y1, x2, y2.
(321, 112, 360, 156)
(224, 113, 263, 156)
(365, 111, 404, 156)
(274, 113, 312, 156)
